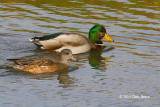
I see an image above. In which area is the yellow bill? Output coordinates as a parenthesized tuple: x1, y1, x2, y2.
(103, 33, 114, 42)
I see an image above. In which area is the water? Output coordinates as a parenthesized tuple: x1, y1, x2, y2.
(0, 0, 160, 107)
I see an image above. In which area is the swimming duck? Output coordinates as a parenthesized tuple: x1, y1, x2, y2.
(5, 49, 76, 74)
(30, 25, 114, 54)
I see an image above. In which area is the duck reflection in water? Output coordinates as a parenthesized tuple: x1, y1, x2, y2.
(57, 70, 77, 88)
(2, 65, 78, 88)
(88, 46, 115, 71)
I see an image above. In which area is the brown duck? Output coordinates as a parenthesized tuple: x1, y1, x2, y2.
(5, 49, 76, 74)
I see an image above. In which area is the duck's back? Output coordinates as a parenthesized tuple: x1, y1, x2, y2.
(6, 57, 68, 74)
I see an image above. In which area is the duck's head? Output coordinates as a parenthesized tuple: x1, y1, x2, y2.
(89, 25, 114, 44)
(59, 49, 77, 62)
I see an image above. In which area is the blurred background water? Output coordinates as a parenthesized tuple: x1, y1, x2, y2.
(0, 0, 160, 107)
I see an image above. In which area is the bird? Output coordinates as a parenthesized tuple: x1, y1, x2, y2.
(29, 25, 114, 54)
(5, 49, 76, 74)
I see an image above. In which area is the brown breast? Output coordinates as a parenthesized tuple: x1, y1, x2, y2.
(22, 63, 68, 74)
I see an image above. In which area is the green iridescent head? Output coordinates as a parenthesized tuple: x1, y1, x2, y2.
(89, 25, 114, 44)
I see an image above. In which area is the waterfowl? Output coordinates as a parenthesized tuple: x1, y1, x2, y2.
(5, 49, 76, 74)
(30, 25, 114, 54)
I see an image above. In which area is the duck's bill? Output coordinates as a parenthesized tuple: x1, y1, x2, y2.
(70, 56, 78, 61)
(103, 33, 114, 42)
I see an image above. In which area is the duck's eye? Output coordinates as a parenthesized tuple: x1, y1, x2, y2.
(65, 52, 70, 55)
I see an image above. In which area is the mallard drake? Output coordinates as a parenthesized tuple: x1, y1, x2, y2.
(30, 25, 114, 54)
(5, 49, 76, 74)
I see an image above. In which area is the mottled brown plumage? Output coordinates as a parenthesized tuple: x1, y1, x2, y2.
(5, 49, 76, 74)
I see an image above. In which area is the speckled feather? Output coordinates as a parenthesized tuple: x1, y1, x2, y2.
(5, 49, 74, 74)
